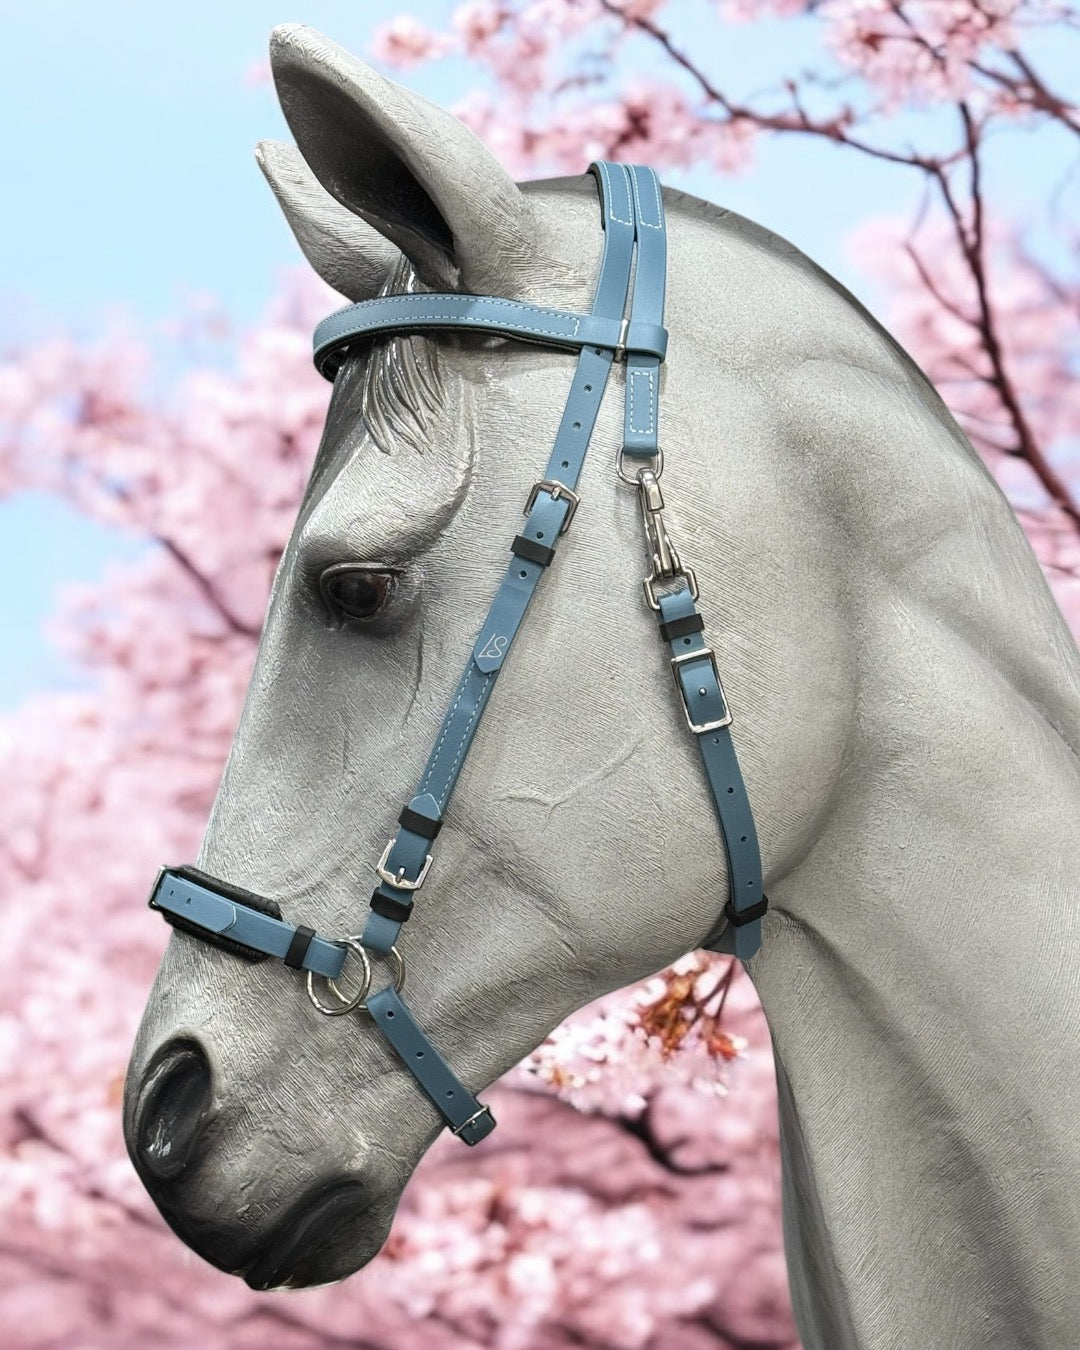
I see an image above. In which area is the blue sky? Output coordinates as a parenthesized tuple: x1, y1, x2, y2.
(2, 1, 1074, 708)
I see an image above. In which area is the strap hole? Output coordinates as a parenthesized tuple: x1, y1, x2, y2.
(446, 1091, 455, 1098)
(727, 786, 735, 793)
(386, 1010, 395, 1018)
(683, 637, 692, 645)
(415, 1051, 424, 1058)
(584, 384, 592, 392)
(740, 835, 747, 842)
(536, 531, 544, 539)
(573, 421, 581, 430)
(560, 460, 569, 468)
(594, 348, 603, 355)
(519, 569, 527, 578)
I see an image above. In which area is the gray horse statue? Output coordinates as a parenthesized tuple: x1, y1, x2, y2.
(123, 23, 1080, 1349)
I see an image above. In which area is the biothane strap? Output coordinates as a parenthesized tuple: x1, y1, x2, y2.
(313, 295, 667, 380)
(655, 586, 768, 960)
(150, 866, 347, 978)
(146, 161, 766, 1150)
(360, 159, 637, 955)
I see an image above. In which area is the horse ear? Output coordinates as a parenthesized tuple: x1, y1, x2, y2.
(267, 23, 541, 294)
(255, 139, 400, 301)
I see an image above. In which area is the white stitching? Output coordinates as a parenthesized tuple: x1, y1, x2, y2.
(443, 683, 488, 789)
(628, 366, 656, 436)
(597, 161, 633, 226)
(420, 673, 472, 796)
(320, 298, 584, 345)
(630, 167, 664, 231)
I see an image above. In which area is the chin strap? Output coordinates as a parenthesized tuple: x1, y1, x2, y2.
(147, 160, 766, 1148)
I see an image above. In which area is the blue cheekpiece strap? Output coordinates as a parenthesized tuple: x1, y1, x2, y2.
(361, 161, 640, 955)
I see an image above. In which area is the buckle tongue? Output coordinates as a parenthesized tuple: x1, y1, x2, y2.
(524, 479, 580, 534)
(375, 839, 433, 891)
(670, 647, 733, 734)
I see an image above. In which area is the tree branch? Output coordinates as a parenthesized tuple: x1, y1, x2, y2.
(154, 535, 262, 638)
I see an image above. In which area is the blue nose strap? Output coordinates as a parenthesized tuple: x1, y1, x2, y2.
(149, 867, 347, 978)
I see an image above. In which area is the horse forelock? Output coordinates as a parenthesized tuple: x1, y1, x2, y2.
(362, 259, 445, 457)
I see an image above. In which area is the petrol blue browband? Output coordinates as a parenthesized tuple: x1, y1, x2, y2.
(149, 162, 767, 1148)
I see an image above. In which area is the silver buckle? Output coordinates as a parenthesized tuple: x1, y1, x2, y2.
(376, 839, 433, 890)
(670, 647, 733, 734)
(613, 317, 630, 362)
(524, 479, 580, 534)
(451, 1104, 494, 1138)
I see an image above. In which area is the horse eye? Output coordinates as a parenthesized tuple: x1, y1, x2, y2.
(319, 567, 396, 621)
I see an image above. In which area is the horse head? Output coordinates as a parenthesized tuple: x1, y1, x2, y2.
(124, 24, 1080, 1347)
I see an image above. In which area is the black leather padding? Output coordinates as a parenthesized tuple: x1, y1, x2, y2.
(152, 864, 283, 964)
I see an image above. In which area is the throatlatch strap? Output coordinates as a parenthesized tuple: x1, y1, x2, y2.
(655, 585, 767, 960)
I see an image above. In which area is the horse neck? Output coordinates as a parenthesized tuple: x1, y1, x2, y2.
(746, 428, 1080, 1347)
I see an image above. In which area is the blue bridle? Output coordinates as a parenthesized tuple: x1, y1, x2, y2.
(148, 162, 767, 1148)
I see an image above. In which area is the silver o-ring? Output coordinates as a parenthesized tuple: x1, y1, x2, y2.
(330, 943, 406, 1012)
(306, 939, 371, 1017)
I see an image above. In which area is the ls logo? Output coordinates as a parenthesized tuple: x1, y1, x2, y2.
(478, 633, 509, 661)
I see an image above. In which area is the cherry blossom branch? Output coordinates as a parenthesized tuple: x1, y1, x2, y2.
(593, 0, 1079, 523)
(617, 1099, 732, 1176)
(153, 534, 262, 638)
(947, 102, 1079, 523)
(596, 0, 960, 172)
(11, 1106, 163, 1233)
(990, 47, 1080, 134)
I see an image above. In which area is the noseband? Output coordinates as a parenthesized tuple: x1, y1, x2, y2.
(148, 163, 767, 1147)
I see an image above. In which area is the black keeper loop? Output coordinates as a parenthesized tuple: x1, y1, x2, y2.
(398, 806, 443, 840)
(724, 895, 769, 927)
(659, 612, 705, 642)
(511, 534, 555, 567)
(284, 925, 316, 969)
(370, 888, 413, 923)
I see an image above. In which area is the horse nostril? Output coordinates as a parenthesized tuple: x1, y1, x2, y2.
(135, 1038, 213, 1181)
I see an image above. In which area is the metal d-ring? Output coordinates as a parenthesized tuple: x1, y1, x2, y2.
(306, 938, 372, 1017)
(616, 444, 664, 485)
(332, 942, 406, 1012)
